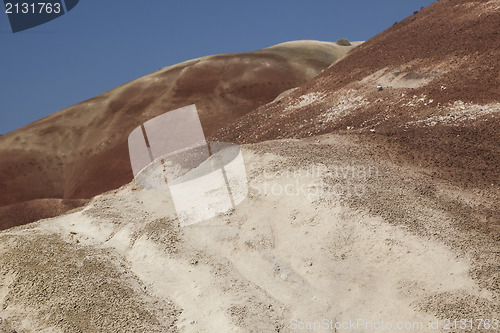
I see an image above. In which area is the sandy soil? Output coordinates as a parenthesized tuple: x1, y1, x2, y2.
(0, 137, 497, 332)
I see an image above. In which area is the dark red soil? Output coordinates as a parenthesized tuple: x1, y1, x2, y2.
(211, 0, 500, 190)
(0, 199, 89, 231)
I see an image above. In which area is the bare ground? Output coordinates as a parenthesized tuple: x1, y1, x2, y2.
(0, 136, 497, 332)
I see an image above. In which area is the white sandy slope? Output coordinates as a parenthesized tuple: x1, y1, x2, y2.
(0, 137, 497, 332)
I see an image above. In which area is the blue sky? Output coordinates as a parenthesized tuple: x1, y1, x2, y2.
(0, 0, 435, 134)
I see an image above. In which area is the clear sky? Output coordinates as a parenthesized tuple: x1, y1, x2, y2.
(0, 0, 435, 134)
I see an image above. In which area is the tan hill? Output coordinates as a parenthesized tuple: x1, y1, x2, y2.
(212, 0, 500, 190)
(0, 40, 359, 229)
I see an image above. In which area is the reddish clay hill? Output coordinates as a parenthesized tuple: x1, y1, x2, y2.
(212, 0, 500, 190)
(0, 41, 359, 229)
